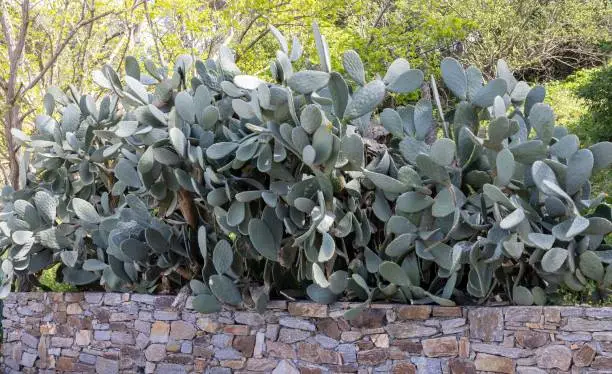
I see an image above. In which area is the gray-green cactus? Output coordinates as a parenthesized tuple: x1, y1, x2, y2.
(1, 22, 610, 311)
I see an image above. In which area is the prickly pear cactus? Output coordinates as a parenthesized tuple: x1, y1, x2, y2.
(1, 23, 610, 312)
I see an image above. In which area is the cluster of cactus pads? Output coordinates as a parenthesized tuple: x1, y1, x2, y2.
(1, 23, 611, 312)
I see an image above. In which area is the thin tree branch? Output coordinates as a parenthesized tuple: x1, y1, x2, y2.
(366, 0, 393, 47)
(144, 0, 165, 66)
(237, 14, 262, 44)
(21, 10, 114, 95)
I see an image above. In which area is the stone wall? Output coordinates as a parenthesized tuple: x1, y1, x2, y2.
(1, 293, 611, 373)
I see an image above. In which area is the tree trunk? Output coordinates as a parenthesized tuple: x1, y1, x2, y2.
(4, 99, 21, 188)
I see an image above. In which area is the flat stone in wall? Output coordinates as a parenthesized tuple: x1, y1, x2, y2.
(1, 293, 611, 373)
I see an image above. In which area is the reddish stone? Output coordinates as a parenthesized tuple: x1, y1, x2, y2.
(245, 358, 278, 371)
(64, 293, 84, 302)
(317, 318, 341, 340)
(233, 335, 256, 357)
(357, 348, 388, 365)
(56, 357, 75, 371)
(397, 305, 431, 320)
(392, 362, 416, 374)
(288, 302, 328, 318)
(474, 353, 514, 374)
(297, 342, 342, 365)
(267, 341, 297, 359)
(224, 325, 250, 335)
(449, 358, 476, 374)
(573, 343, 596, 367)
(348, 309, 387, 328)
(422, 336, 458, 357)
(356, 340, 374, 350)
(515, 330, 548, 349)
(592, 356, 612, 370)
(220, 358, 246, 369)
(391, 339, 423, 354)
(459, 337, 470, 358)
(432, 306, 463, 317)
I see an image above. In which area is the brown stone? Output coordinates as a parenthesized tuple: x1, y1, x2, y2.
(469, 308, 504, 342)
(535, 345, 571, 371)
(299, 367, 323, 374)
(397, 305, 431, 320)
(150, 321, 170, 343)
(514, 330, 548, 349)
(224, 324, 250, 335)
(357, 348, 388, 365)
(166, 341, 181, 352)
(432, 306, 463, 317)
(70, 315, 93, 330)
(317, 318, 341, 340)
(40, 323, 56, 335)
(64, 293, 84, 302)
(220, 358, 246, 369)
(459, 337, 470, 358)
(56, 356, 75, 371)
(169, 321, 196, 340)
(573, 343, 596, 367)
(348, 308, 387, 328)
(422, 336, 458, 357)
(288, 302, 327, 318)
(356, 340, 374, 351)
(297, 342, 342, 365)
(233, 335, 256, 357)
(449, 358, 476, 374)
(392, 362, 417, 374)
(267, 341, 297, 359)
(66, 303, 83, 314)
(474, 353, 514, 373)
(592, 356, 612, 370)
(246, 358, 278, 371)
(391, 339, 422, 353)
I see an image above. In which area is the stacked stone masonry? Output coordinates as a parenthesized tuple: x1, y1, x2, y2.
(1, 293, 611, 373)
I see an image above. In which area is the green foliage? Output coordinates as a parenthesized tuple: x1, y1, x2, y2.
(575, 65, 612, 144)
(1, 24, 611, 311)
(545, 65, 612, 198)
(551, 279, 612, 307)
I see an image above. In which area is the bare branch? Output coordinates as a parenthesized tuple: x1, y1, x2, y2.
(144, 0, 165, 65)
(21, 9, 114, 95)
(0, 0, 17, 59)
(367, 0, 393, 47)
